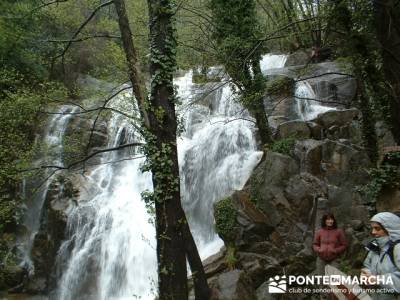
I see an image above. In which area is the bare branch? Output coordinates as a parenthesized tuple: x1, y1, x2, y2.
(295, 72, 355, 82)
(54, 1, 113, 62)
(21, 142, 144, 173)
(29, 0, 68, 15)
(45, 34, 121, 43)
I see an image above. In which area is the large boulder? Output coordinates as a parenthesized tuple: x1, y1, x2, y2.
(285, 50, 310, 67)
(210, 270, 256, 300)
(312, 108, 359, 128)
(294, 139, 325, 175)
(276, 120, 311, 139)
(377, 187, 400, 212)
(320, 140, 370, 186)
(29, 174, 82, 292)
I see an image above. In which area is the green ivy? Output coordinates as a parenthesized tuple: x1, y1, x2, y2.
(270, 138, 296, 157)
(266, 76, 294, 97)
(358, 164, 400, 202)
(214, 197, 237, 242)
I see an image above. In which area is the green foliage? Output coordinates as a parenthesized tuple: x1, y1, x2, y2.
(266, 76, 294, 97)
(0, 199, 21, 234)
(249, 174, 264, 212)
(225, 246, 238, 270)
(358, 163, 400, 202)
(214, 197, 237, 241)
(270, 138, 296, 157)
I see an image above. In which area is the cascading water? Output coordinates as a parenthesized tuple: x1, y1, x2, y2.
(260, 54, 288, 73)
(295, 81, 333, 121)
(20, 106, 77, 273)
(55, 96, 156, 300)
(45, 55, 290, 299)
(176, 71, 263, 257)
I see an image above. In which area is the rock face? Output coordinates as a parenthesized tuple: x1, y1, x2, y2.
(210, 107, 376, 299)
(210, 270, 256, 300)
(26, 111, 109, 293)
(264, 61, 357, 120)
(276, 120, 311, 139)
(29, 174, 82, 293)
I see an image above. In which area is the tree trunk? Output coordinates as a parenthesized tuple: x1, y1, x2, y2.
(373, 0, 400, 145)
(251, 59, 273, 145)
(114, 0, 210, 298)
(113, 0, 149, 128)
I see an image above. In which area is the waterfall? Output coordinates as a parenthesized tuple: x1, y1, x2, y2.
(20, 106, 77, 274)
(176, 71, 262, 258)
(260, 54, 288, 73)
(55, 95, 156, 300)
(295, 81, 333, 121)
(31, 55, 292, 299)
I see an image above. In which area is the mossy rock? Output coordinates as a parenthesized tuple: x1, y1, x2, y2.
(214, 197, 238, 243)
(266, 76, 294, 97)
(270, 137, 296, 157)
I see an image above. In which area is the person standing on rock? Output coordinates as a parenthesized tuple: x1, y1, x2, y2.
(313, 213, 348, 299)
(362, 212, 400, 299)
(313, 213, 348, 269)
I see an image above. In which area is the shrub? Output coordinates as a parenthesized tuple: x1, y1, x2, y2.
(270, 137, 296, 157)
(214, 197, 237, 241)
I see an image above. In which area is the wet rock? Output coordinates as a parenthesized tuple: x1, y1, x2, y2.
(210, 270, 256, 300)
(320, 140, 370, 186)
(285, 50, 310, 67)
(203, 249, 228, 278)
(375, 121, 396, 148)
(276, 120, 311, 139)
(256, 281, 279, 300)
(284, 174, 327, 223)
(307, 122, 323, 140)
(377, 187, 400, 212)
(237, 252, 280, 288)
(218, 191, 275, 246)
(350, 220, 364, 231)
(312, 108, 359, 128)
(294, 140, 325, 175)
(268, 116, 289, 130)
(29, 174, 82, 292)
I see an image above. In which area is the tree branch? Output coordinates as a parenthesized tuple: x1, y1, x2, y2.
(54, 1, 113, 62)
(46, 34, 121, 43)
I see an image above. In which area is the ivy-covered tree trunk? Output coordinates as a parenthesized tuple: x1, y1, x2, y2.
(114, 0, 210, 299)
(373, 0, 400, 145)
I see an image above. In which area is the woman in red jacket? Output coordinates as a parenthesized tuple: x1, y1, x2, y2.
(313, 213, 348, 299)
(313, 213, 348, 264)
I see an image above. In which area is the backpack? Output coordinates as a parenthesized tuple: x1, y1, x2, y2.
(382, 240, 400, 270)
(366, 239, 400, 269)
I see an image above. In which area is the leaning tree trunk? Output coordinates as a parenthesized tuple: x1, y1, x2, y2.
(114, 0, 211, 299)
(373, 0, 400, 145)
(146, 2, 211, 298)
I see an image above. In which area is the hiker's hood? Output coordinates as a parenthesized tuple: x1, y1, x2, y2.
(371, 212, 400, 241)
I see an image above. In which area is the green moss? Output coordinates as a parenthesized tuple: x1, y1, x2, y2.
(249, 174, 264, 212)
(214, 197, 237, 241)
(270, 137, 296, 157)
(225, 246, 238, 270)
(266, 76, 294, 97)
